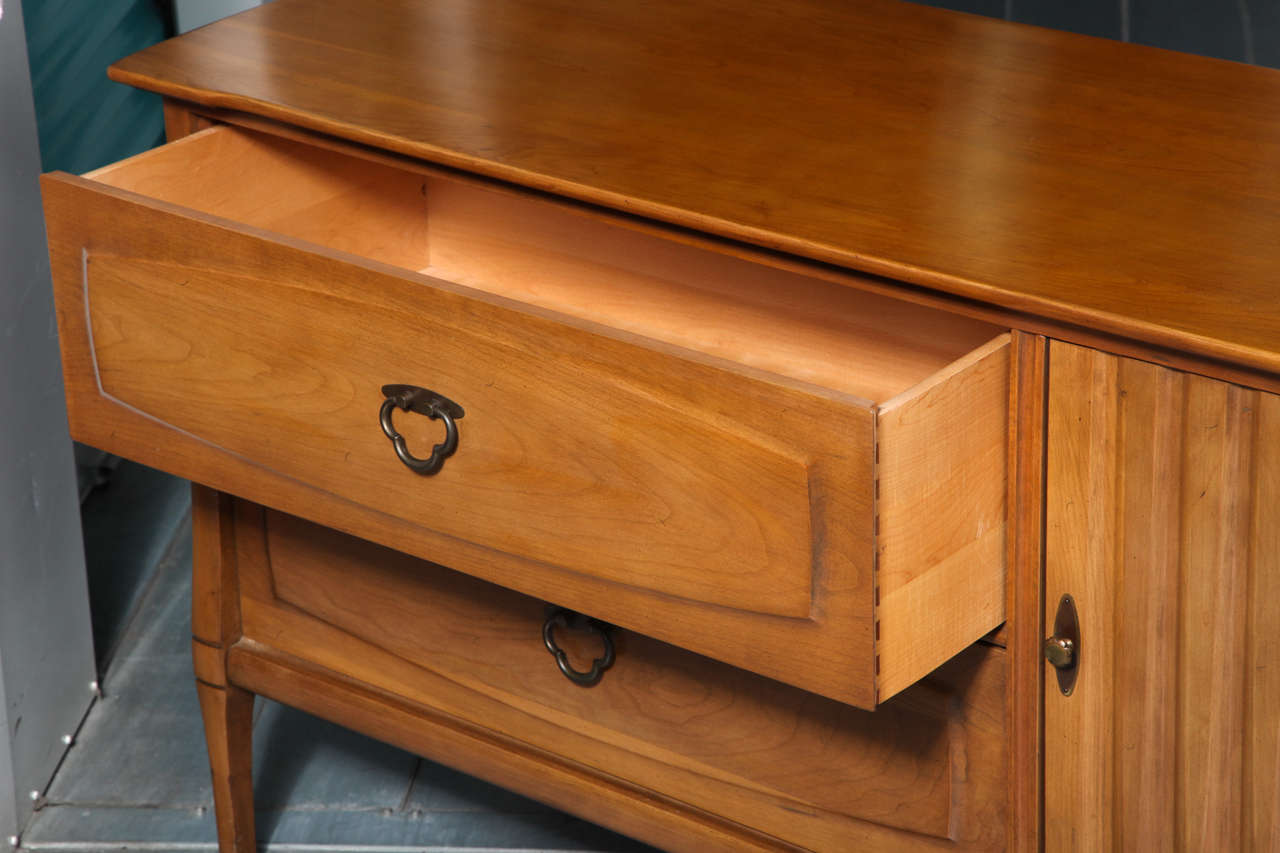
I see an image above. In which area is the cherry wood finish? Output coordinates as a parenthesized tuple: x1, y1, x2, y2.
(160, 100, 210, 142)
(108, 0, 1280, 376)
(1044, 342, 1280, 851)
(194, 683, 255, 853)
(190, 485, 255, 853)
(158, 101, 1280, 400)
(217, 497, 1010, 851)
(43, 124, 1011, 708)
(1005, 332, 1047, 853)
(230, 647, 791, 853)
(83, 125, 1004, 402)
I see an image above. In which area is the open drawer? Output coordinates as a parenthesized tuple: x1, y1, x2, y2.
(43, 124, 1009, 708)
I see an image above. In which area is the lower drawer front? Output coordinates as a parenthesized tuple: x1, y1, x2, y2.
(233, 503, 1008, 851)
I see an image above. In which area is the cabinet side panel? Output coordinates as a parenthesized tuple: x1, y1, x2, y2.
(1247, 393, 1280, 851)
(1045, 341, 1280, 852)
(876, 335, 1010, 700)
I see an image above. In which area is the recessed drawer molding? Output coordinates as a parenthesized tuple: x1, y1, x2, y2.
(542, 607, 617, 687)
(230, 503, 1009, 850)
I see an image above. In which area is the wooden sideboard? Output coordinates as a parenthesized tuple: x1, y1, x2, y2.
(40, 1, 1280, 850)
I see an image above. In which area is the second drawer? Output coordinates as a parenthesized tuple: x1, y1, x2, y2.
(231, 503, 1008, 851)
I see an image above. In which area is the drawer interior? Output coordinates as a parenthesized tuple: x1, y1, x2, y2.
(88, 125, 1002, 404)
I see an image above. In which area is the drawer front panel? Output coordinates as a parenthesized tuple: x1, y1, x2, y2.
(237, 504, 1008, 851)
(43, 173, 881, 706)
(84, 251, 826, 618)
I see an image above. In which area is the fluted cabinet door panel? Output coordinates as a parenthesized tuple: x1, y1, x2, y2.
(1247, 393, 1280, 851)
(1045, 341, 1280, 852)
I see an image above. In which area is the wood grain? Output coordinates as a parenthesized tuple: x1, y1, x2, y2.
(1178, 376, 1252, 852)
(88, 125, 432, 271)
(230, 502, 1009, 851)
(230, 643, 802, 853)
(192, 640, 225, 688)
(161, 99, 210, 142)
(84, 124, 1000, 402)
(43, 130, 1010, 708)
(191, 485, 256, 853)
(45, 177, 870, 704)
(1044, 342, 1116, 852)
(1111, 359, 1180, 852)
(1005, 331, 1046, 853)
(422, 173, 999, 402)
(876, 334, 1009, 700)
(107, 0, 1280, 375)
(174, 103, 1280, 398)
(191, 484, 241, 649)
(1247, 392, 1280, 851)
(1044, 341, 1280, 850)
(195, 681, 256, 853)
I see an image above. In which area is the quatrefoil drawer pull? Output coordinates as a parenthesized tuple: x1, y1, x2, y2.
(542, 607, 616, 687)
(379, 384, 465, 476)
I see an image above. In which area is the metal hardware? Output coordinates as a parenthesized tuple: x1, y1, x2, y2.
(379, 384, 465, 475)
(1044, 636, 1074, 669)
(1044, 593, 1080, 695)
(542, 606, 615, 687)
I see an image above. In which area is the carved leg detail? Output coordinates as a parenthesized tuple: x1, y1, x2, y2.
(196, 679, 256, 853)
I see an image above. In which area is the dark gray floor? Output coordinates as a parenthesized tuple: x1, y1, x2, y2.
(21, 463, 656, 852)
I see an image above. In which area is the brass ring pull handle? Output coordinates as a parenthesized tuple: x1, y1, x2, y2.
(542, 607, 615, 687)
(379, 384, 465, 475)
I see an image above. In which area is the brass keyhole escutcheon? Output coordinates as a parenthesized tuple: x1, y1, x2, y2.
(1044, 593, 1080, 696)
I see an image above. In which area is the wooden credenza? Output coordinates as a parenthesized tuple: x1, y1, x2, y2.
(39, 1, 1280, 850)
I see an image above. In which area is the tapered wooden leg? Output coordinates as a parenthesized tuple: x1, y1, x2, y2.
(191, 484, 256, 852)
(196, 680, 257, 852)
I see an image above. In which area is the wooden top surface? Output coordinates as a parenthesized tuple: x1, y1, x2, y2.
(110, 0, 1280, 372)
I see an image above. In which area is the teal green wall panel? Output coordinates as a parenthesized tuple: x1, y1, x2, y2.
(23, 0, 171, 173)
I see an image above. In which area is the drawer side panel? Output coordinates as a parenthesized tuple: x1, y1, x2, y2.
(876, 335, 1010, 701)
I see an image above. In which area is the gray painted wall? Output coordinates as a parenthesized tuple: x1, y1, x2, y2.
(0, 0, 97, 843)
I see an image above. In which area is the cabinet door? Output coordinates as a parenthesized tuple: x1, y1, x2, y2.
(1044, 341, 1280, 851)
